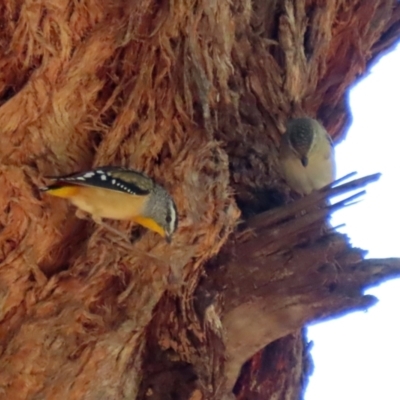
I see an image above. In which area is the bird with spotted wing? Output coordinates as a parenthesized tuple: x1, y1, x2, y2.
(40, 166, 178, 242)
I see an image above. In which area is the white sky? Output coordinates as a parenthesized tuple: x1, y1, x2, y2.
(306, 43, 400, 400)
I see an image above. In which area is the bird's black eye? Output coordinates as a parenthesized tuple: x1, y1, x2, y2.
(166, 215, 172, 223)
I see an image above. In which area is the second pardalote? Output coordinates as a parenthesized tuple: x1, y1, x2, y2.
(279, 117, 336, 195)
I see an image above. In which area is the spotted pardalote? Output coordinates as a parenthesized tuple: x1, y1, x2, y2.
(279, 117, 336, 195)
(40, 167, 178, 242)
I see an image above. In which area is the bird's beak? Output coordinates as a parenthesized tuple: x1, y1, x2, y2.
(165, 234, 172, 243)
(301, 156, 308, 167)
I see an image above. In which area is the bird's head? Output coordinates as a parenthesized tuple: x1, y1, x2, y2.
(138, 187, 178, 243)
(286, 118, 316, 167)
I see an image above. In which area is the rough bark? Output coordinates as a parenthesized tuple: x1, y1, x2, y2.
(1, 0, 400, 399)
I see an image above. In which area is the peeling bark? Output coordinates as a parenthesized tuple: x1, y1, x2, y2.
(1, 0, 400, 399)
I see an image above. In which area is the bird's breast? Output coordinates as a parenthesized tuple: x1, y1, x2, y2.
(69, 186, 147, 220)
(281, 151, 335, 195)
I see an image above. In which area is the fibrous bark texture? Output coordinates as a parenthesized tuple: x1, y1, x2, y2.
(1, 0, 400, 399)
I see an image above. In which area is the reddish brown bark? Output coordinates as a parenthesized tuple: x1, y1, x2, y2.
(1, 0, 400, 399)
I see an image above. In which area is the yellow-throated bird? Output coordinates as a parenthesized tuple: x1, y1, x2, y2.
(40, 166, 178, 242)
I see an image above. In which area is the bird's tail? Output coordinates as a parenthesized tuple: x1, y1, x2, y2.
(39, 184, 80, 198)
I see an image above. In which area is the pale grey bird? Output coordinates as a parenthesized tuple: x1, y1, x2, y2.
(279, 117, 336, 195)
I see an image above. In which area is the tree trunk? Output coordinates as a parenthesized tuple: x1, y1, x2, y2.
(1, 1, 400, 399)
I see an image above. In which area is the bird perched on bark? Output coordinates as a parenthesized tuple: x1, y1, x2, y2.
(40, 167, 178, 242)
(279, 117, 336, 195)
